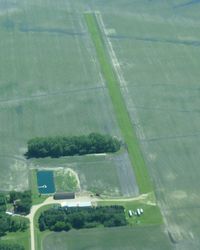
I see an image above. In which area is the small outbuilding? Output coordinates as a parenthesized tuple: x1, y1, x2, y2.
(53, 192, 75, 200)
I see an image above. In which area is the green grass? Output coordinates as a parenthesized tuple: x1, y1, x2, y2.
(34, 204, 58, 250)
(54, 168, 79, 192)
(84, 13, 152, 194)
(98, 200, 163, 225)
(1, 227, 31, 250)
(29, 169, 47, 205)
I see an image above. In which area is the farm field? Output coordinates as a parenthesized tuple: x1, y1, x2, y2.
(1, 0, 200, 250)
(0, 0, 123, 192)
(43, 226, 172, 250)
(87, 1, 200, 249)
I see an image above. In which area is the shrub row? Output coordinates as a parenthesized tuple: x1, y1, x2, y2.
(0, 243, 24, 250)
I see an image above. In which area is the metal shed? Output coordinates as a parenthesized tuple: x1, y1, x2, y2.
(61, 201, 92, 208)
(53, 192, 75, 200)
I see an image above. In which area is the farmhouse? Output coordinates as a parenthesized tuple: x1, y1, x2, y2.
(53, 192, 75, 200)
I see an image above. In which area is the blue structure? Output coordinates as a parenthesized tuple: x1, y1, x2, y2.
(37, 171, 55, 194)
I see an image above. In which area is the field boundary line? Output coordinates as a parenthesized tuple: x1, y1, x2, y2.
(84, 12, 153, 194)
(0, 85, 105, 105)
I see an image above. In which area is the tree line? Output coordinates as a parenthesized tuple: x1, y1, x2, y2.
(0, 243, 24, 250)
(26, 133, 121, 158)
(0, 192, 32, 215)
(9, 191, 32, 215)
(0, 194, 6, 213)
(39, 205, 127, 232)
(0, 214, 28, 237)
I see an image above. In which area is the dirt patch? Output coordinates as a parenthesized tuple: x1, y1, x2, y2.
(171, 190, 187, 200)
(55, 168, 80, 192)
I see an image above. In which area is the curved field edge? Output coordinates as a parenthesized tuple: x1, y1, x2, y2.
(84, 13, 152, 194)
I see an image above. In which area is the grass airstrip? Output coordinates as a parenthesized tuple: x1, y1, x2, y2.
(84, 13, 153, 194)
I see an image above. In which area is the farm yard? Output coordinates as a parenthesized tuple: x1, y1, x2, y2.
(0, 0, 200, 250)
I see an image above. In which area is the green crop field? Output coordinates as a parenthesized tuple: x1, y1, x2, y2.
(43, 226, 171, 250)
(1, 0, 200, 249)
(91, 1, 200, 249)
(0, 0, 128, 192)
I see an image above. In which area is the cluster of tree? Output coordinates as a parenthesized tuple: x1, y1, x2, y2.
(39, 206, 127, 232)
(0, 243, 24, 250)
(9, 191, 32, 215)
(26, 133, 121, 158)
(0, 192, 29, 250)
(0, 194, 6, 213)
(0, 214, 28, 237)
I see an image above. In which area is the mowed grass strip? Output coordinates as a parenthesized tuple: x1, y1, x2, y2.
(98, 200, 163, 225)
(84, 13, 152, 194)
(2, 229, 31, 250)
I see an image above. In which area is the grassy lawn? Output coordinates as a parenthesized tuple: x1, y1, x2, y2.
(34, 204, 58, 250)
(1, 227, 31, 250)
(98, 200, 163, 225)
(84, 13, 153, 194)
(54, 168, 79, 192)
(29, 169, 48, 205)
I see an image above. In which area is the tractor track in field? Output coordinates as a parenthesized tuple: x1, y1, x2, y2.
(0, 85, 105, 105)
(0, 154, 26, 161)
(130, 105, 200, 114)
(141, 131, 200, 142)
(101, 192, 156, 205)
